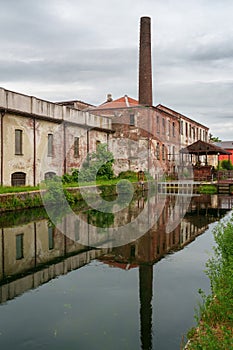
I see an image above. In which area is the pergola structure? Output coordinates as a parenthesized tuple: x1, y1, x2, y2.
(179, 140, 231, 181)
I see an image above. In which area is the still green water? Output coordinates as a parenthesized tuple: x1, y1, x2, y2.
(0, 194, 232, 349)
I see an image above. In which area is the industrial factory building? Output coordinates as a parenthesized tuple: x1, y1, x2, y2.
(0, 17, 208, 186)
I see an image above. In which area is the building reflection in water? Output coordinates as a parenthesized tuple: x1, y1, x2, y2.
(0, 194, 232, 348)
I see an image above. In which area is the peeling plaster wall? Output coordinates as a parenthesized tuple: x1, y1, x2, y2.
(37, 121, 64, 183)
(0, 87, 112, 186)
(3, 114, 34, 186)
(92, 106, 181, 177)
(64, 124, 87, 171)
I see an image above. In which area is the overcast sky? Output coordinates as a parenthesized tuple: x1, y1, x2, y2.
(1, 0, 233, 140)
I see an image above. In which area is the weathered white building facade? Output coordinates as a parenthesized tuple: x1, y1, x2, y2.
(0, 87, 112, 186)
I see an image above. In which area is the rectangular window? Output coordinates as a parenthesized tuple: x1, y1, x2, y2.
(168, 145, 171, 161)
(48, 134, 53, 157)
(48, 226, 54, 250)
(172, 122, 175, 137)
(156, 142, 160, 160)
(96, 140, 101, 150)
(162, 144, 165, 160)
(185, 122, 188, 137)
(173, 146, 175, 161)
(16, 233, 24, 260)
(74, 220, 80, 241)
(189, 124, 192, 138)
(157, 115, 160, 133)
(130, 114, 135, 126)
(168, 120, 170, 136)
(162, 118, 165, 134)
(130, 245, 136, 258)
(15, 129, 23, 155)
(180, 120, 183, 135)
(74, 137, 80, 157)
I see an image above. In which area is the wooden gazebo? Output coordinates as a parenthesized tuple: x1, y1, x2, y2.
(180, 140, 231, 181)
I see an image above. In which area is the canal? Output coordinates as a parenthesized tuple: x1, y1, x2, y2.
(0, 193, 232, 349)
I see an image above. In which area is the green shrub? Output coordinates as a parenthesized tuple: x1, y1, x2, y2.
(187, 215, 233, 348)
(198, 185, 217, 194)
(221, 159, 233, 170)
(117, 170, 138, 181)
(79, 144, 115, 182)
(62, 169, 80, 184)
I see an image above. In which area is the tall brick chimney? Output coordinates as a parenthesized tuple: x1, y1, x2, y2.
(138, 16, 153, 106)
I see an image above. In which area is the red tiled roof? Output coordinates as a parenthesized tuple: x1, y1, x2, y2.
(97, 95, 139, 109)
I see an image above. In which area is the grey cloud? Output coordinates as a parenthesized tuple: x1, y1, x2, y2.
(1, 0, 233, 140)
(0, 47, 137, 83)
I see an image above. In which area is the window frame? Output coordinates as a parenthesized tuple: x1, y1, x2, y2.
(74, 137, 80, 158)
(129, 114, 135, 126)
(16, 233, 24, 260)
(48, 133, 53, 157)
(162, 144, 166, 160)
(15, 129, 23, 155)
(156, 142, 160, 160)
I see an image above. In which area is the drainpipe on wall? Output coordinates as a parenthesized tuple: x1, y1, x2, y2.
(87, 129, 90, 157)
(63, 122, 67, 175)
(34, 222, 37, 268)
(33, 117, 36, 186)
(1, 229, 5, 278)
(0, 111, 5, 186)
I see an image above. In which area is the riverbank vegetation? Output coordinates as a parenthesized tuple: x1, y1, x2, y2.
(0, 169, 143, 211)
(197, 184, 218, 194)
(0, 185, 39, 194)
(186, 215, 233, 349)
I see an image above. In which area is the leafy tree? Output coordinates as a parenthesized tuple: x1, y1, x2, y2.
(221, 159, 233, 170)
(79, 143, 114, 182)
(209, 133, 221, 142)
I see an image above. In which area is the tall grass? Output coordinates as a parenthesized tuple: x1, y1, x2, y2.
(186, 214, 233, 349)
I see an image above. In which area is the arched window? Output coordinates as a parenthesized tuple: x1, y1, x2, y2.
(44, 172, 56, 180)
(11, 172, 26, 186)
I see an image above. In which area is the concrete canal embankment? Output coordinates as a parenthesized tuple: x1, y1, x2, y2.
(1, 180, 230, 212)
(0, 182, 149, 212)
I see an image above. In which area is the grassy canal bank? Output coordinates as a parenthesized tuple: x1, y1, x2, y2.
(0, 179, 226, 212)
(186, 214, 233, 349)
(0, 173, 149, 212)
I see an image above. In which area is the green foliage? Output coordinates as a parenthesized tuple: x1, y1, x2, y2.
(0, 207, 47, 228)
(79, 143, 115, 182)
(220, 159, 233, 170)
(62, 169, 80, 184)
(0, 185, 39, 194)
(209, 134, 221, 142)
(42, 179, 74, 206)
(187, 215, 233, 349)
(0, 193, 42, 211)
(198, 185, 218, 194)
(117, 170, 138, 181)
(87, 209, 114, 228)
